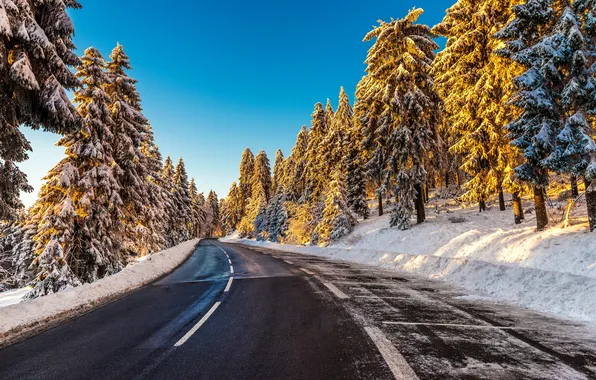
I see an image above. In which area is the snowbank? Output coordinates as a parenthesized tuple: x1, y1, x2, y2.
(0, 239, 199, 348)
(222, 205, 596, 323)
(0, 287, 31, 308)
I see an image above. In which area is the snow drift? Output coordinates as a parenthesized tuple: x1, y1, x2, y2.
(0, 239, 199, 348)
(222, 205, 596, 323)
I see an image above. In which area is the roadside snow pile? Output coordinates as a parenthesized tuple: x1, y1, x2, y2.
(222, 205, 596, 323)
(0, 287, 32, 308)
(0, 239, 199, 348)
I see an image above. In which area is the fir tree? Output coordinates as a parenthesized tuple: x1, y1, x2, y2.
(105, 43, 152, 254)
(174, 158, 192, 242)
(304, 103, 329, 201)
(0, 0, 82, 220)
(359, 8, 441, 229)
(161, 156, 177, 246)
(266, 191, 288, 243)
(207, 190, 220, 237)
(496, 0, 578, 230)
(433, 0, 522, 213)
(238, 148, 255, 217)
(253, 150, 273, 203)
(32, 47, 124, 288)
(189, 178, 203, 238)
(222, 182, 241, 233)
(314, 170, 356, 245)
(272, 149, 285, 194)
(285, 126, 309, 201)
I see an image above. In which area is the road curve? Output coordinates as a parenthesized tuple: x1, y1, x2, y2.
(0, 240, 392, 380)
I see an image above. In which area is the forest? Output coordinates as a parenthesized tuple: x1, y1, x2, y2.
(2, 0, 596, 299)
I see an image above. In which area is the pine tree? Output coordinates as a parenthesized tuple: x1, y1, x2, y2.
(358, 8, 441, 229)
(304, 103, 329, 201)
(31, 47, 124, 288)
(0, 0, 82, 220)
(222, 182, 241, 233)
(285, 126, 309, 201)
(174, 158, 192, 242)
(266, 191, 288, 243)
(161, 156, 177, 246)
(496, 0, 581, 230)
(253, 150, 273, 203)
(433, 0, 522, 213)
(238, 148, 255, 218)
(314, 170, 356, 245)
(272, 149, 285, 194)
(105, 43, 152, 254)
(189, 178, 203, 238)
(197, 192, 212, 238)
(207, 190, 220, 237)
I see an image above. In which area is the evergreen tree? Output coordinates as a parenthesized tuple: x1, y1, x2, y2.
(496, 0, 579, 230)
(161, 156, 177, 246)
(174, 158, 192, 242)
(304, 103, 329, 201)
(32, 47, 124, 288)
(207, 190, 220, 237)
(346, 145, 369, 219)
(285, 126, 309, 201)
(197, 192, 212, 238)
(433, 0, 522, 213)
(358, 9, 441, 229)
(253, 150, 273, 203)
(0, 0, 82, 220)
(222, 182, 241, 233)
(314, 170, 356, 245)
(105, 43, 152, 254)
(266, 191, 288, 243)
(272, 149, 285, 194)
(238, 148, 255, 217)
(189, 178, 203, 238)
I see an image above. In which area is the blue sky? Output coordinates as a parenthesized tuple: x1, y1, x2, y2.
(20, 0, 452, 207)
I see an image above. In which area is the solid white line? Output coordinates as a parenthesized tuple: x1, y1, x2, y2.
(365, 326, 419, 380)
(283, 260, 294, 265)
(381, 321, 534, 330)
(224, 277, 233, 292)
(230, 265, 234, 274)
(323, 282, 349, 299)
(174, 302, 222, 347)
(300, 268, 315, 275)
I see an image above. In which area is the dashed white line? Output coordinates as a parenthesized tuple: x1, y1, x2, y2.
(300, 268, 315, 275)
(228, 259, 232, 265)
(382, 321, 535, 330)
(322, 282, 349, 299)
(283, 260, 294, 265)
(230, 265, 234, 274)
(174, 302, 222, 347)
(224, 276, 234, 292)
(364, 326, 419, 380)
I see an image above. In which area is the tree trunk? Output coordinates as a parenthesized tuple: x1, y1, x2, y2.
(378, 193, 383, 217)
(424, 184, 429, 203)
(479, 198, 486, 213)
(571, 175, 579, 197)
(498, 185, 506, 211)
(534, 186, 548, 231)
(512, 192, 524, 224)
(415, 184, 426, 224)
(445, 172, 450, 187)
(586, 179, 596, 232)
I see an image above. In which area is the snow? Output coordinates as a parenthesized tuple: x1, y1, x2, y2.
(0, 239, 199, 347)
(222, 201, 596, 324)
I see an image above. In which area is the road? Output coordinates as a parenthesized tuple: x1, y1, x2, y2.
(1, 240, 596, 379)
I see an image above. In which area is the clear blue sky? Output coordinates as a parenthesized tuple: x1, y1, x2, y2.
(20, 0, 452, 207)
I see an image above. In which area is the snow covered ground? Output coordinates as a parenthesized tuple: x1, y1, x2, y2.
(222, 199, 596, 324)
(0, 239, 199, 347)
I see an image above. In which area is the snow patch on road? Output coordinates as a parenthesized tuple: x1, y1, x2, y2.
(221, 206, 596, 324)
(0, 239, 199, 348)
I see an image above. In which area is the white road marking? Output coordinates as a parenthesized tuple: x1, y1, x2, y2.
(224, 277, 234, 292)
(365, 326, 419, 380)
(382, 321, 535, 330)
(228, 259, 232, 265)
(174, 302, 222, 347)
(283, 260, 294, 265)
(300, 268, 315, 275)
(230, 265, 234, 274)
(323, 282, 349, 299)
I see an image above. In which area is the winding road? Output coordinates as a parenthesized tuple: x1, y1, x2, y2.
(1, 240, 596, 379)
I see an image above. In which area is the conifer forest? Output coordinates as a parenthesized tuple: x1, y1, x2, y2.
(2, 0, 596, 302)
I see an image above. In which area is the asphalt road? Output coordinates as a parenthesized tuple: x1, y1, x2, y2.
(2, 240, 596, 379)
